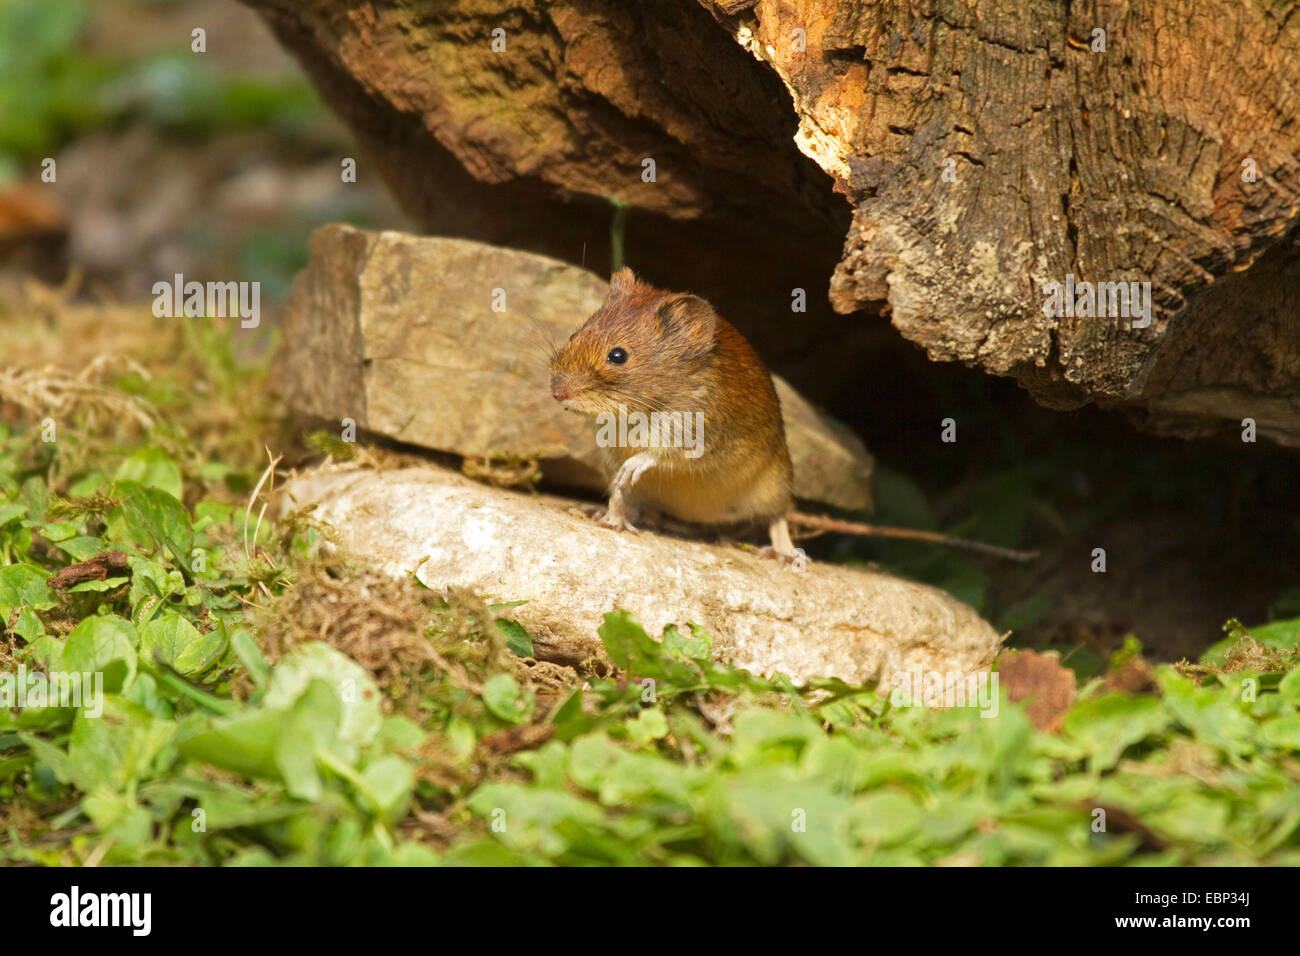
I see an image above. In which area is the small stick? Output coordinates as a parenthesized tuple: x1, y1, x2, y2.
(788, 511, 1038, 562)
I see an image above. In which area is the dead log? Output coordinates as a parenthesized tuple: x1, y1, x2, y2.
(242, 0, 1300, 444)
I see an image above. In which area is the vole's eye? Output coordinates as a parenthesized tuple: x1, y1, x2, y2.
(606, 347, 628, 365)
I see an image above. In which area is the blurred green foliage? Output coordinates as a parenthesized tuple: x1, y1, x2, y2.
(0, 0, 322, 178)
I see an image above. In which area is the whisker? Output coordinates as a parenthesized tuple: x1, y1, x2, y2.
(501, 309, 568, 373)
(494, 329, 553, 367)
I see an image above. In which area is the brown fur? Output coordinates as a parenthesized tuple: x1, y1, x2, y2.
(549, 268, 793, 530)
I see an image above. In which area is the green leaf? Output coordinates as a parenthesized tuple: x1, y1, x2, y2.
(663, 624, 710, 662)
(66, 699, 173, 792)
(1279, 667, 1300, 706)
(20, 476, 47, 521)
(0, 0, 89, 72)
(378, 715, 426, 751)
(52, 536, 106, 562)
(598, 611, 702, 687)
(0, 563, 56, 618)
(625, 707, 669, 745)
(467, 782, 605, 857)
(65, 576, 129, 593)
(598, 611, 656, 672)
(1062, 693, 1170, 771)
(728, 708, 824, 768)
(1143, 789, 1231, 845)
(127, 555, 184, 623)
(0, 501, 26, 528)
(114, 448, 183, 500)
(1260, 713, 1300, 751)
(81, 786, 153, 847)
(263, 642, 381, 750)
(124, 671, 173, 720)
(847, 789, 926, 847)
(484, 673, 534, 725)
(39, 521, 77, 542)
(438, 840, 537, 866)
(1058, 644, 1105, 682)
(105, 480, 194, 568)
(362, 754, 414, 823)
(16, 731, 71, 784)
(230, 628, 270, 687)
(1156, 667, 1258, 758)
(11, 607, 44, 641)
(550, 689, 596, 741)
(140, 612, 226, 679)
(60, 614, 138, 694)
(495, 617, 534, 657)
(179, 708, 283, 781)
(708, 774, 857, 866)
(1108, 634, 1144, 670)
(275, 678, 341, 800)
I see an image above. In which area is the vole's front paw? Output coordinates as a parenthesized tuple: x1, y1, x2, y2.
(597, 510, 640, 534)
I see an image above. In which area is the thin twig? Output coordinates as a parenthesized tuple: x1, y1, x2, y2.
(789, 511, 1039, 562)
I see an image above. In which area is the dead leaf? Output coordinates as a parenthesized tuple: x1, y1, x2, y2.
(47, 550, 131, 590)
(479, 724, 555, 756)
(1102, 655, 1156, 694)
(998, 649, 1077, 732)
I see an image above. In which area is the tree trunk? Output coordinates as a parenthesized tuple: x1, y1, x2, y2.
(242, 0, 1300, 445)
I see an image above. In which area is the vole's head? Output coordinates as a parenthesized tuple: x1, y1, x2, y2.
(549, 267, 717, 415)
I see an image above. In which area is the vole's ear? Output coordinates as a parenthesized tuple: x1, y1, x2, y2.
(656, 294, 716, 354)
(609, 267, 637, 294)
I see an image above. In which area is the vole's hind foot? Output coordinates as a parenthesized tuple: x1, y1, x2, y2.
(755, 544, 802, 567)
(756, 517, 806, 568)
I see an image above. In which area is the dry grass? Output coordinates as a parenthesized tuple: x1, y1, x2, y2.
(1177, 633, 1300, 681)
(250, 557, 573, 714)
(0, 359, 155, 430)
(0, 278, 280, 499)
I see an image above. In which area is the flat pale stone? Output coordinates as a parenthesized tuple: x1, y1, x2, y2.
(274, 223, 874, 509)
(278, 463, 1002, 687)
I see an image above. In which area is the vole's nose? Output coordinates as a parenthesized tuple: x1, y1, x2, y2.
(551, 383, 569, 402)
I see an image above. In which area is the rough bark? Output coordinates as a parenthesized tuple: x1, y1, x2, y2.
(721, 0, 1300, 438)
(243, 0, 1300, 444)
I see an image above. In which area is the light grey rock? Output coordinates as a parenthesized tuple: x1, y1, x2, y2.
(278, 463, 1002, 687)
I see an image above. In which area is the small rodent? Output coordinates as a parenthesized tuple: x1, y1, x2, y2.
(549, 267, 797, 558)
